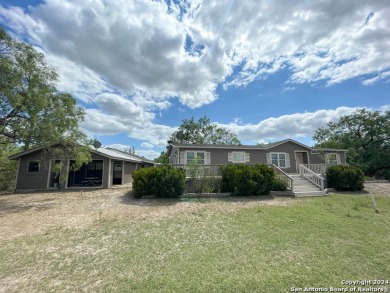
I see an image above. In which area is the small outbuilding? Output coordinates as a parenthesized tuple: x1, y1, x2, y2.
(9, 144, 155, 192)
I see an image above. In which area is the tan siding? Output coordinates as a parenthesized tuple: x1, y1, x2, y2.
(309, 153, 325, 164)
(177, 148, 268, 165)
(266, 141, 309, 173)
(15, 150, 52, 191)
(170, 142, 347, 174)
(15, 150, 112, 191)
(176, 141, 314, 173)
(309, 151, 347, 165)
(123, 161, 138, 184)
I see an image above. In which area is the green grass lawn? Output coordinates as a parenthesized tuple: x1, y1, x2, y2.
(1, 194, 389, 292)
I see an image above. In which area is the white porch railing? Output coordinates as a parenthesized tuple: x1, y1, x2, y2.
(271, 164, 294, 193)
(298, 164, 325, 191)
(302, 164, 329, 175)
(171, 164, 222, 178)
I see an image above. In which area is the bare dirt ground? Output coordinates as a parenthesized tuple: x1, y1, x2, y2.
(0, 188, 296, 240)
(0, 182, 388, 241)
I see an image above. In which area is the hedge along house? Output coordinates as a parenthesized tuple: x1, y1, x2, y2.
(167, 139, 348, 196)
(9, 144, 155, 192)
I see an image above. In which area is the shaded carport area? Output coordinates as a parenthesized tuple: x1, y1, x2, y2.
(67, 160, 103, 187)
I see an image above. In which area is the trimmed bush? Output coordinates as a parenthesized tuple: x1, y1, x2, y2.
(221, 164, 275, 196)
(271, 177, 288, 191)
(326, 165, 364, 191)
(220, 164, 243, 193)
(132, 166, 185, 198)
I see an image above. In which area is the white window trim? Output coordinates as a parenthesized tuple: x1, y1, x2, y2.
(228, 151, 250, 163)
(325, 153, 340, 165)
(232, 151, 246, 163)
(269, 152, 290, 169)
(185, 151, 206, 165)
(27, 160, 40, 173)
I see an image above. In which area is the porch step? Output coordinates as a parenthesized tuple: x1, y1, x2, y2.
(290, 174, 325, 197)
(294, 191, 326, 197)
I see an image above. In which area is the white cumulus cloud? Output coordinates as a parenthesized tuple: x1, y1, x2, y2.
(1, 0, 389, 149)
(219, 106, 363, 143)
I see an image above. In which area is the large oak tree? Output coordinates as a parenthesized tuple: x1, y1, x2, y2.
(313, 109, 390, 178)
(0, 29, 87, 150)
(0, 29, 91, 190)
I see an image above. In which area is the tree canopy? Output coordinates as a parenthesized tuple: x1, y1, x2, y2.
(154, 116, 240, 164)
(170, 116, 241, 145)
(0, 29, 91, 190)
(154, 151, 169, 165)
(0, 28, 87, 150)
(313, 109, 390, 177)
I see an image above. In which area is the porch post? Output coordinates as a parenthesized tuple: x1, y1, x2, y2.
(107, 159, 112, 188)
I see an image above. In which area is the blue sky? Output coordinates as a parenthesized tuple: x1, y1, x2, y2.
(1, 0, 389, 158)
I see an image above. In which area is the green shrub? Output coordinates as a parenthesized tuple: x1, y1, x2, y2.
(132, 166, 185, 198)
(326, 165, 364, 191)
(271, 177, 288, 191)
(186, 177, 222, 193)
(221, 164, 275, 196)
(384, 170, 390, 182)
(220, 164, 243, 192)
(374, 169, 390, 182)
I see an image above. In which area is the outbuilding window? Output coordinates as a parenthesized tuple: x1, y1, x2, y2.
(28, 161, 40, 173)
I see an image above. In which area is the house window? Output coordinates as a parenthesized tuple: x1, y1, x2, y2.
(232, 152, 245, 163)
(28, 161, 40, 173)
(325, 153, 339, 165)
(186, 151, 205, 165)
(270, 153, 287, 168)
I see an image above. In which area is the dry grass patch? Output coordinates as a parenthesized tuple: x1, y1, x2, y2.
(0, 188, 297, 240)
(0, 192, 389, 292)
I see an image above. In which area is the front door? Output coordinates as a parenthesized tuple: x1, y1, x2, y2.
(113, 161, 123, 185)
(295, 152, 309, 172)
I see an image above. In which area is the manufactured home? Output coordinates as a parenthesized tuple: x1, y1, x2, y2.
(167, 139, 347, 173)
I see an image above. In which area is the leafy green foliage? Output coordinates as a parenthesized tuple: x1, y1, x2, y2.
(170, 116, 241, 145)
(220, 164, 241, 192)
(185, 177, 222, 193)
(132, 166, 185, 198)
(326, 165, 365, 191)
(0, 29, 87, 149)
(0, 143, 20, 192)
(313, 109, 390, 177)
(158, 116, 240, 166)
(271, 177, 288, 191)
(154, 151, 169, 165)
(221, 164, 275, 196)
(0, 29, 91, 190)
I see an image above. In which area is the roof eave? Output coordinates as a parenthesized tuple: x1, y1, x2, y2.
(312, 148, 348, 152)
